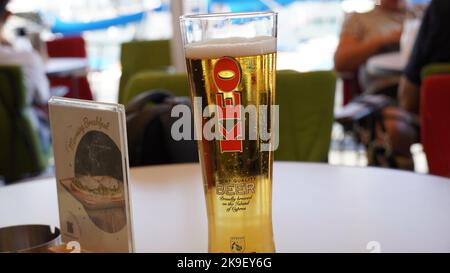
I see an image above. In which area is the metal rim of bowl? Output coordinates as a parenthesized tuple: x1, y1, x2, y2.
(0, 224, 61, 253)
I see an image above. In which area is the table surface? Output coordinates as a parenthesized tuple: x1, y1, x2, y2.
(45, 57, 88, 77)
(367, 52, 406, 74)
(1, 162, 450, 253)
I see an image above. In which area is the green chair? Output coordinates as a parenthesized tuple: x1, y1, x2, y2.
(122, 71, 189, 105)
(118, 39, 172, 103)
(0, 65, 51, 183)
(421, 63, 450, 80)
(122, 70, 336, 162)
(276, 71, 335, 162)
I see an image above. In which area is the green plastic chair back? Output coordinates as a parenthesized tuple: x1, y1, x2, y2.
(421, 63, 450, 80)
(118, 39, 172, 103)
(276, 70, 336, 162)
(122, 71, 189, 105)
(0, 65, 50, 183)
(122, 70, 335, 162)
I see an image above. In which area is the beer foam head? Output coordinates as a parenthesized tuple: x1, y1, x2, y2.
(184, 36, 276, 59)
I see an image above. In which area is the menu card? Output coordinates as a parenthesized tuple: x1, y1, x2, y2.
(48, 97, 134, 253)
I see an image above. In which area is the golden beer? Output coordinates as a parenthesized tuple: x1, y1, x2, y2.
(185, 36, 276, 253)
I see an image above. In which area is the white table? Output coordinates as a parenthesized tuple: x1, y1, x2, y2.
(1, 163, 450, 253)
(367, 52, 406, 75)
(45, 58, 88, 77)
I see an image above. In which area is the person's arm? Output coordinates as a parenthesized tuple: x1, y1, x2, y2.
(334, 31, 402, 72)
(398, 76, 420, 114)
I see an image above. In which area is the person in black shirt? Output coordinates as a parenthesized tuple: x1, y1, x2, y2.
(379, 0, 450, 170)
(399, 0, 450, 114)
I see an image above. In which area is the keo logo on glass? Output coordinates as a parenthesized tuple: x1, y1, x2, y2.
(213, 56, 243, 153)
(170, 57, 279, 152)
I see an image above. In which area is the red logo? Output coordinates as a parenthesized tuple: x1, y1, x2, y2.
(213, 57, 241, 93)
(213, 57, 243, 153)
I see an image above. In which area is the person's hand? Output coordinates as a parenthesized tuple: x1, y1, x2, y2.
(0, 36, 11, 46)
(380, 30, 403, 46)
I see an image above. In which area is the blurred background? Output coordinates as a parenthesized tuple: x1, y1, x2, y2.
(4, 0, 351, 96)
(1, 0, 441, 185)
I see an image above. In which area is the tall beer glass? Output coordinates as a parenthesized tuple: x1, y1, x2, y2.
(180, 11, 277, 253)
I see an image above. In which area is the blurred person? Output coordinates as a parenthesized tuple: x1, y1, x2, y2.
(334, 0, 423, 170)
(371, 0, 450, 171)
(0, 0, 49, 107)
(399, 0, 450, 114)
(382, 0, 450, 165)
(0, 0, 51, 163)
(334, 0, 413, 96)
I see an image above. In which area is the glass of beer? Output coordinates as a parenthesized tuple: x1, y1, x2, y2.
(180, 11, 277, 253)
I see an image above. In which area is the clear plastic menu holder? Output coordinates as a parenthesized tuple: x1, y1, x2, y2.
(48, 96, 134, 253)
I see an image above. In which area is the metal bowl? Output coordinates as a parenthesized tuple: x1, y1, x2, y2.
(0, 225, 61, 253)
